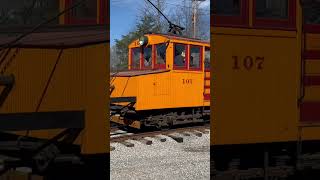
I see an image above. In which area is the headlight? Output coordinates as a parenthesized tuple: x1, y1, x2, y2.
(139, 36, 148, 46)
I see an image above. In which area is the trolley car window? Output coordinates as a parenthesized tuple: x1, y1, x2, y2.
(174, 44, 186, 67)
(70, 0, 97, 19)
(255, 0, 288, 19)
(131, 48, 140, 69)
(0, 0, 59, 26)
(143, 46, 152, 68)
(213, 0, 240, 16)
(189, 46, 201, 69)
(304, 4, 320, 24)
(156, 44, 166, 65)
(205, 47, 210, 69)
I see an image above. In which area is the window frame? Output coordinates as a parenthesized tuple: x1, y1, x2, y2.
(211, 0, 249, 27)
(252, 0, 296, 30)
(173, 43, 188, 70)
(130, 47, 142, 70)
(154, 43, 167, 69)
(65, 0, 101, 25)
(99, 0, 108, 24)
(189, 45, 203, 71)
(305, 24, 320, 33)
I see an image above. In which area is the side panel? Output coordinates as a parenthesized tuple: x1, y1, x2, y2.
(110, 76, 138, 100)
(81, 44, 108, 154)
(137, 71, 204, 110)
(212, 29, 299, 145)
(111, 71, 205, 111)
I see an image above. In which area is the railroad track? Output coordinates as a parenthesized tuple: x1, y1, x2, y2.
(110, 124, 210, 150)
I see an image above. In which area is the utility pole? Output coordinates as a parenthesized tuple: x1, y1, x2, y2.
(157, 0, 161, 32)
(192, 0, 205, 38)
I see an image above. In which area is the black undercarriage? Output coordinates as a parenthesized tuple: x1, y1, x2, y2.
(212, 141, 320, 179)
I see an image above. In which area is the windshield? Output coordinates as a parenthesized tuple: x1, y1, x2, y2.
(156, 43, 166, 66)
(131, 48, 140, 69)
(143, 46, 152, 68)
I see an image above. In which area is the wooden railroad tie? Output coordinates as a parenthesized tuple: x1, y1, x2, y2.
(154, 135, 167, 142)
(167, 134, 183, 143)
(181, 132, 191, 136)
(120, 141, 134, 147)
(139, 138, 152, 145)
(192, 131, 203, 137)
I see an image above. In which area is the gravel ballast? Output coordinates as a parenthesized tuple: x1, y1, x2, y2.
(111, 132, 210, 180)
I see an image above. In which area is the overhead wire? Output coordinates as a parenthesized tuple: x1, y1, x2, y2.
(142, 0, 210, 12)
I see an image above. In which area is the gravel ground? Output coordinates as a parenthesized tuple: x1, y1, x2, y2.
(110, 132, 210, 180)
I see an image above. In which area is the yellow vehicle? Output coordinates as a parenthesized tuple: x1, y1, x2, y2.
(211, 0, 320, 178)
(0, 0, 109, 179)
(110, 33, 210, 129)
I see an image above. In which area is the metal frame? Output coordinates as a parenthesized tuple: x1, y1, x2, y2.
(0, 128, 83, 175)
(110, 97, 136, 103)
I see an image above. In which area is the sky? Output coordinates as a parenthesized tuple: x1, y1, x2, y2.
(110, 0, 210, 46)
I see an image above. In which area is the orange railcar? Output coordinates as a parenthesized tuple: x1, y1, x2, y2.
(110, 33, 210, 129)
(211, 0, 320, 178)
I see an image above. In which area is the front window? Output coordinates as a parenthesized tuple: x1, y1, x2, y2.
(131, 48, 140, 69)
(143, 46, 152, 68)
(189, 46, 201, 69)
(156, 43, 166, 67)
(174, 44, 186, 68)
(256, 0, 288, 19)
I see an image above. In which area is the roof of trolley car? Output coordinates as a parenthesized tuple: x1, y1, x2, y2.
(129, 32, 210, 47)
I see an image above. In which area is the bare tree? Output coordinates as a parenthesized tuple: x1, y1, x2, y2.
(168, 0, 209, 40)
(142, 0, 167, 33)
(110, 45, 119, 72)
(196, 4, 210, 40)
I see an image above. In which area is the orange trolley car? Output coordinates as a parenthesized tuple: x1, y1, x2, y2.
(110, 33, 210, 129)
(211, 0, 320, 179)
